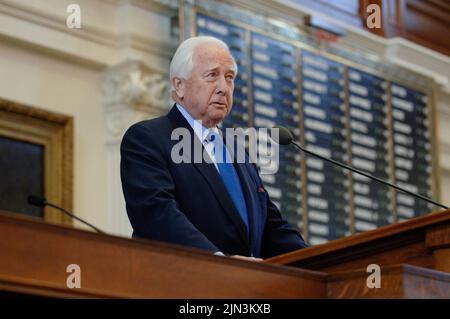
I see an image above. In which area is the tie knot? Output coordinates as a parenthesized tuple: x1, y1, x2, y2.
(206, 131, 219, 143)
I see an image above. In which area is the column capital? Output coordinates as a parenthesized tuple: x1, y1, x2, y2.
(102, 60, 171, 142)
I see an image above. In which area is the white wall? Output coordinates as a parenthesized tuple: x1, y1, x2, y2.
(0, 0, 176, 235)
(0, 39, 108, 229)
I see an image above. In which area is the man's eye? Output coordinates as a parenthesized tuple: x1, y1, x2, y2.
(226, 75, 235, 81)
(207, 72, 216, 78)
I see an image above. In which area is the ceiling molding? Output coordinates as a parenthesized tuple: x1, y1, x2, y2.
(0, 0, 117, 47)
(0, 0, 176, 70)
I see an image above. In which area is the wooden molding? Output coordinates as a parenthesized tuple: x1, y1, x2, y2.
(0, 98, 73, 225)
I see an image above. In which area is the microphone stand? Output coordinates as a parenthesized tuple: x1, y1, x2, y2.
(45, 202, 105, 234)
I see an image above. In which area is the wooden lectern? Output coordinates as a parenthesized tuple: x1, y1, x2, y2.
(266, 209, 450, 298)
(0, 210, 449, 298)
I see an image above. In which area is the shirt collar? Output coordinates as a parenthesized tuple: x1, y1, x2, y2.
(176, 103, 220, 143)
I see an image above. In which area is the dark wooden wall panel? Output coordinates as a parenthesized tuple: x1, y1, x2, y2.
(383, 0, 450, 56)
(293, 0, 450, 56)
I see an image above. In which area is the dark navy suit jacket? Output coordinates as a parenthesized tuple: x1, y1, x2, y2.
(120, 105, 308, 258)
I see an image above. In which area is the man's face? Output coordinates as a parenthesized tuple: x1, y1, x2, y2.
(174, 44, 236, 128)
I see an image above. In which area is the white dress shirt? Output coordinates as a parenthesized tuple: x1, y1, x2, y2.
(176, 103, 221, 171)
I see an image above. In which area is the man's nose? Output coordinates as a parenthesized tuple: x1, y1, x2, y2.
(216, 76, 229, 95)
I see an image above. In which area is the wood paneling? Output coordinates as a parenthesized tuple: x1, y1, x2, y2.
(1, 212, 450, 298)
(293, 0, 450, 55)
(327, 264, 450, 298)
(0, 212, 327, 298)
(383, 0, 450, 56)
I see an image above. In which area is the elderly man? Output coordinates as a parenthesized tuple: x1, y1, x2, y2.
(120, 36, 307, 260)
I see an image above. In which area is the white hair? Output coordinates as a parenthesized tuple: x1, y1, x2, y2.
(169, 36, 238, 92)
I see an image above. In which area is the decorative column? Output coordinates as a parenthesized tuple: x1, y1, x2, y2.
(102, 60, 171, 236)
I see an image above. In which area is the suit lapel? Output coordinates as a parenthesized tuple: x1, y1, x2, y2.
(167, 106, 250, 248)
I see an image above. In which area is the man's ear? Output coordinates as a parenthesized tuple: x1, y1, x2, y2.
(172, 77, 185, 100)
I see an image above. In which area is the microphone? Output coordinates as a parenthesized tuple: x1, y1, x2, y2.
(27, 195, 105, 234)
(271, 125, 448, 210)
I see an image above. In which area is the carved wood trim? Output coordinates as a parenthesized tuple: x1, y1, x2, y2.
(0, 98, 73, 225)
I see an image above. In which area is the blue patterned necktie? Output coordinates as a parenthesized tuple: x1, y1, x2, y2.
(208, 132, 249, 232)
